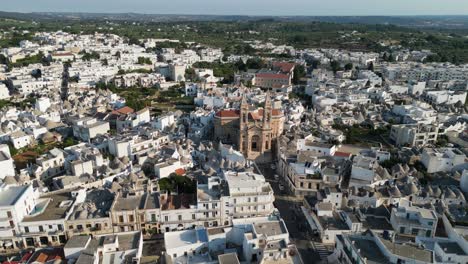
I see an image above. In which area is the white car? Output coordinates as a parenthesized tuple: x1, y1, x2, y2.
(274, 174, 279, 180)
(271, 164, 276, 170)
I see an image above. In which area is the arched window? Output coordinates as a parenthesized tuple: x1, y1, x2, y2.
(251, 135, 260, 151)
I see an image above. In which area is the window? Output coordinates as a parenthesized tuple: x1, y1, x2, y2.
(129, 215, 134, 222)
(119, 216, 124, 223)
(151, 214, 156, 222)
(25, 227, 29, 233)
(426, 230, 431, 237)
(7, 211, 12, 218)
(39, 226, 44, 232)
(178, 215, 182, 221)
(192, 214, 196, 220)
(49, 225, 53, 229)
(165, 216, 169, 222)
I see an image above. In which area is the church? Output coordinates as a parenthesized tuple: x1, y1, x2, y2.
(214, 93, 284, 162)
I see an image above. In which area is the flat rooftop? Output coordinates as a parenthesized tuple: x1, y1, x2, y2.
(378, 233, 433, 263)
(197, 184, 221, 201)
(318, 212, 349, 231)
(164, 229, 203, 250)
(160, 194, 196, 211)
(113, 193, 146, 211)
(218, 253, 240, 264)
(253, 221, 288, 237)
(23, 192, 74, 222)
(437, 241, 466, 255)
(0, 185, 29, 207)
(343, 235, 391, 264)
(64, 235, 91, 249)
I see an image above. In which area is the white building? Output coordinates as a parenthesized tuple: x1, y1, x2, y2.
(64, 231, 143, 264)
(222, 170, 276, 219)
(72, 117, 110, 141)
(35, 97, 51, 112)
(390, 124, 439, 147)
(9, 131, 33, 149)
(0, 184, 37, 251)
(349, 155, 377, 187)
(170, 64, 186, 82)
(152, 113, 175, 131)
(421, 148, 467, 174)
(0, 144, 15, 179)
(423, 90, 467, 105)
(297, 135, 336, 156)
(0, 83, 10, 99)
(115, 108, 151, 132)
(390, 199, 438, 238)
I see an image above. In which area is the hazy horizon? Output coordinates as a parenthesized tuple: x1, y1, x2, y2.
(2, 0, 468, 16)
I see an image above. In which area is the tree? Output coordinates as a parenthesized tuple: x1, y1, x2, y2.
(245, 58, 265, 69)
(0, 54, 8, 65)
(80, 51, 100, 61)
(330, 60, 342, 73)
(32, 69, 42, 79)
(388, 53, 395, 62)
(293, 64, 306, 85)
(311, 60, 320, 70)
(137, 57, 152, 65)
(344, 63, 353, 71)
(185, 67, 196, 80)
(234, 59, 247, 72)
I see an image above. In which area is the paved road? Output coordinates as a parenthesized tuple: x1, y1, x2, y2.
(257, 164, 324, 263)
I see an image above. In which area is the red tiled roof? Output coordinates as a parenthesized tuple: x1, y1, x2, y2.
(272, 62, 295, 73)
(258, 109, 283, 117)
(215, 110, 240, 118)
(175, 168, 185, 176)
(255, 73, 290, 79)
(112, 106, 134, 115)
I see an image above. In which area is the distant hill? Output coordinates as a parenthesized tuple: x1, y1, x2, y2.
(0, 11, 468, 29)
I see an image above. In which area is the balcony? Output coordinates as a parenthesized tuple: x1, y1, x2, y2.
(233, 209, 272, 217)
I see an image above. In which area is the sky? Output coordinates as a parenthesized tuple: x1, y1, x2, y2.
(2, 0, 468, 16)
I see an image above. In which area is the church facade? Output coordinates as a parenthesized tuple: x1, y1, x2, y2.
(214, 94, 284, 162)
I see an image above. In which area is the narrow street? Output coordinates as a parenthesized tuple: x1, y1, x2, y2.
(257, 164, 323, 263)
